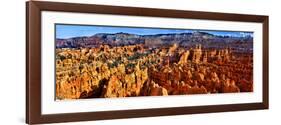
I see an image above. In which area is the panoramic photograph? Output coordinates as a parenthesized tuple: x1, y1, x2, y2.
(55, 24, 253, 100)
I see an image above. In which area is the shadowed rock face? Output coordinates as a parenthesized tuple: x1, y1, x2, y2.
(55, 32, 253, 100)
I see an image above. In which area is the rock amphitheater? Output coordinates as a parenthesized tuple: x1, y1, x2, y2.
(55, 43, 253, 100)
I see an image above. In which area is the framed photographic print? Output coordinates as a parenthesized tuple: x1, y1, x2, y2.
(26, 1, 269, 124)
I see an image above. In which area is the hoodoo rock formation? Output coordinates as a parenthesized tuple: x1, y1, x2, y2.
(178, 50, 190, 65)
(191, 44, 202, 64)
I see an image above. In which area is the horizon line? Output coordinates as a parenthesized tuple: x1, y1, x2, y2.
(56, 24, 253, 39)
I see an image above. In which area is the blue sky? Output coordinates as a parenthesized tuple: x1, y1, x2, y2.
(56, 24, 253, 39)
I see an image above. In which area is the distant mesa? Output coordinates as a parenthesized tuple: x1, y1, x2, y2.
(56, 32, 253, 51)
